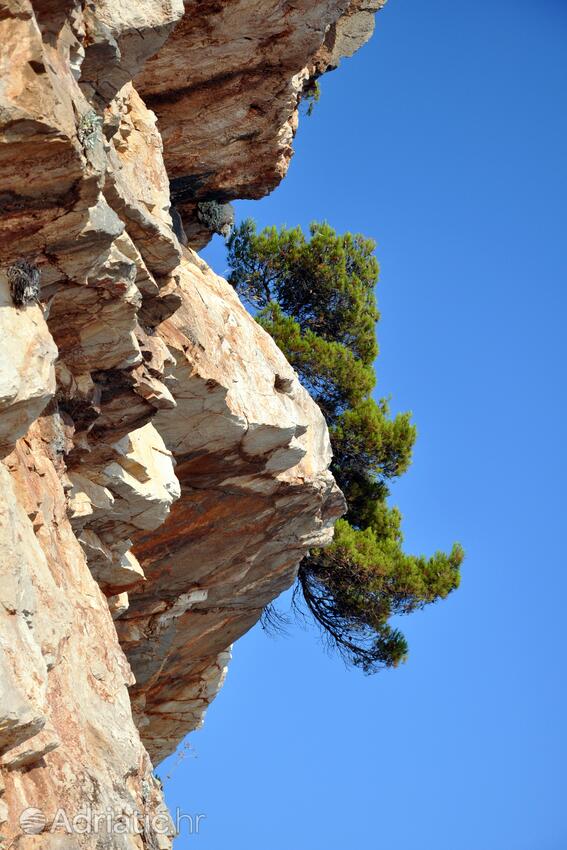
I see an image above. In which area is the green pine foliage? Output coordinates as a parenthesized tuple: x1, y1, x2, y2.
(226, 219, 463, 673)
(257, 303, 375, 417)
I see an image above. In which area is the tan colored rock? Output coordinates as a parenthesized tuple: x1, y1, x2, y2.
(114, 231, 160, 297)
(136, 0, 387, 204)
(66, 471, 116, 529)
(76, 529, 145, 593)
(81, 0, 184, 105)
(102, 422, 180, 531)
(104, 85, 182, 277)
(0, 0, 387, 842)
(117, 254, 344, 762)
(108, 591, 130, 619)
(0, 273, 58, 457)
(2, 725, 61, 770)
(48, 276, 142, 373)
(315, 0, 387, 69)
(68, 423, 179, 596)
(0, 430, 170, 848)
(0, 0, 85, 252)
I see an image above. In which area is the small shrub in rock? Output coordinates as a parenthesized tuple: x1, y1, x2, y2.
(196, 200, 234, 239)
(6, 259, 41, 306)
(77, 110, 102, 152)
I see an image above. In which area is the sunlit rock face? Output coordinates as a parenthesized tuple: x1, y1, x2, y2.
(121, 254, 345, 763)
(136, 0, 386, 245)
(0, 273, 57, 456)
(0, 0, 383, 844)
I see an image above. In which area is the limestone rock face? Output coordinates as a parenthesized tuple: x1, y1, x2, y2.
(137, 0, 386, 201)
(0, 433, 170, 849)
(119, 255, 345, 762)
(137, 0, 386, 243)
(0, 0, 383, 845)
(0, 274, 57, 457)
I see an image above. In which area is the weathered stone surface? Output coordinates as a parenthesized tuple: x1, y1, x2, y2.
(137, 0, 386, 205)
(315, 0, 386, 69)
(2, 726, 61, 770)
(0, 0, 384, 843)
(104, 84, 182, 277)
(0, 465, 51, 754)
(66, 471, 116, 529)
(108, 591, 130, 619)
(0, 436, 169, 847)
(0, 273, 58, 457)
(105, 423, 180, 529)
(80, 0, 185, 105)
(66, 422, 180, 597)
(0, 0, 85, 249)
(115, 254, 344, 762)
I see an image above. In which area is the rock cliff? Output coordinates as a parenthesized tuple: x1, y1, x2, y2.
(0, 0, 384, 846)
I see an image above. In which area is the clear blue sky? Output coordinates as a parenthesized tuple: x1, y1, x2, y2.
(162, 2, 567, 848)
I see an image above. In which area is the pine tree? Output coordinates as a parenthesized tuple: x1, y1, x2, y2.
(227, 219, 463, 672)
